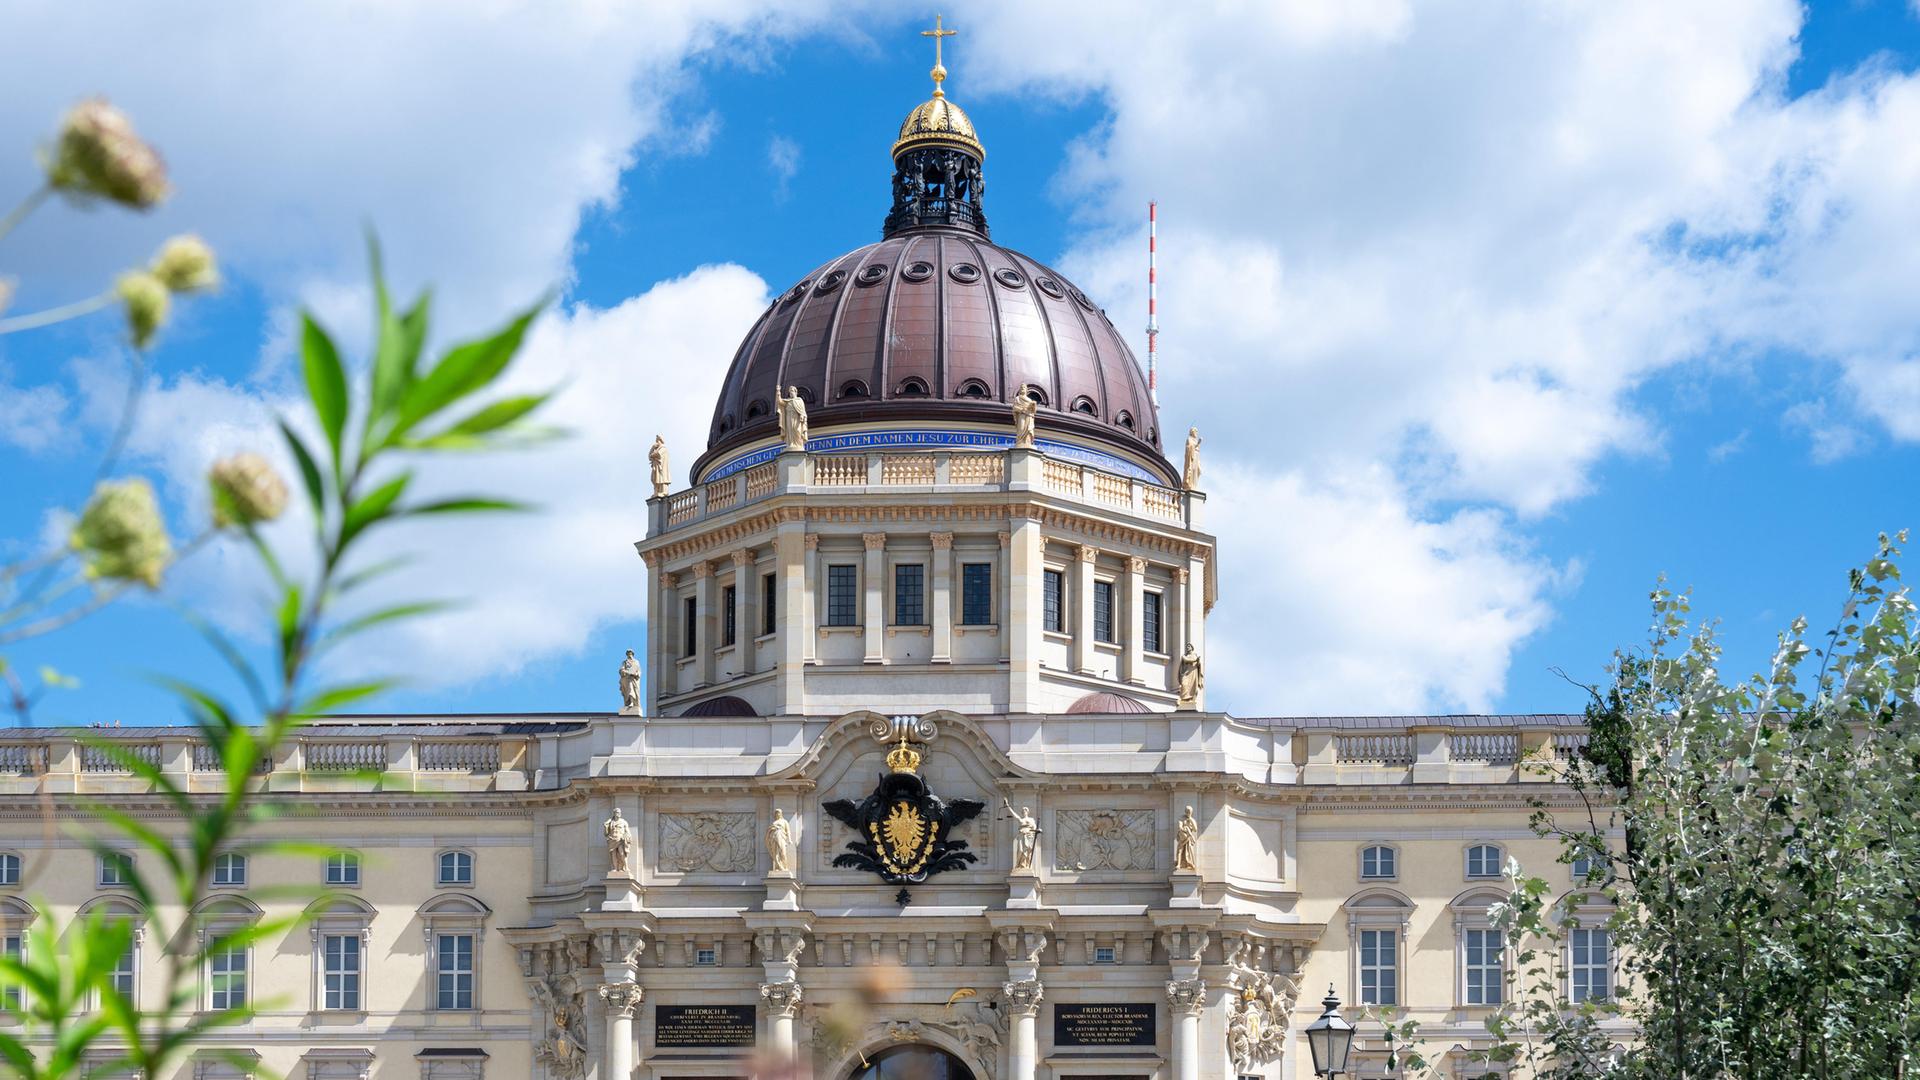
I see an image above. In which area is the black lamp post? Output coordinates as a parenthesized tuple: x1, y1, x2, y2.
(1305, 983, 1356, 1078)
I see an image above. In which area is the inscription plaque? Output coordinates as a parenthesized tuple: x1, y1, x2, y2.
(654, 1004, 757, 1048)
(1053, 1003, 1156, 1047)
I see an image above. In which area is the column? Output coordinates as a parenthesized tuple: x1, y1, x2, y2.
(1006, 515, 1044, 712)
(862, 532, 886, 664)
(731, 549, 755, 676)
(652, 571, 678, 708)
(1073, 545, 1098, 675)
(996, 531, 1012, 662)
(759, 979, 802, 1063)
(1123, 556, 1145, 685)
(802, 534, 821, 662)
(599, 981, 642, 1080)
(929, 532, 954, 663)
(693, 561, 716, 687)
(1166, 977, 1205, 1080)
(1166, 568, 1188, 695)
(1003, 978, 1044, 1080)
(774, 523, 809, 714)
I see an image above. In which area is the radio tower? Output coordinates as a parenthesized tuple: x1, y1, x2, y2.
(1146, 200, 1159, 407)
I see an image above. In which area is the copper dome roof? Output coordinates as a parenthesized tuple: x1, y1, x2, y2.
(696, 229, 1171, 483)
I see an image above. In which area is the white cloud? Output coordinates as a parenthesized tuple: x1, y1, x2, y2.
(767, 135, 802, 199)
(0, 361, 69, 453)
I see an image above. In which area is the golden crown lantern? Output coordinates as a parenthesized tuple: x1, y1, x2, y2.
(886, 736, 924, 774)
(893, 14, 985, 160)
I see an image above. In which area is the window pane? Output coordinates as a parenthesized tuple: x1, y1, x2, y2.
(682, 596, 698, 656)
(327, 853, 360, 885)
(210, 946, 246, 1010)
(1358, 929, 1397, 1005)
(324, 934, 361, 1010)
(894, 564, 925, 625)
(961, 564, 992, 625)
(723, 585, 737, 645)
(3, 934, 21, 1009)
(762, 573, 777, 635)
(0, 853, 19, 885)
(827, 565, 858, 626)
(1093, 580, 1114, 643)
(1143, 591, 1162, 653)
(1043, 570, 1063, 633)
(438, 934, 474, 1009)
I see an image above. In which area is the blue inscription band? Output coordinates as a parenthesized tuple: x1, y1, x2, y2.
(703, 429, 1163, 484)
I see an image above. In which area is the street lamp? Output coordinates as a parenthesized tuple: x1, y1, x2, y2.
(1305, 983, 1356, 1078)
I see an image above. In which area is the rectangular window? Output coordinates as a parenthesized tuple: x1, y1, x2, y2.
(0, 852, 18, 886)
(1143, 591, 1164, 653)
(1361, 846, 1396, 880)
(211, 853, 246, 886)
(1093, 580, 1115, 643)
(1467, 844, 1503, 879)
(1464, 928, 1503, 1005)
(109, 942, 135, 1001)
(1093, 946, 1117, 964)
(437, 933, 475, 1010)
(209, 945, 247, 1011)
(325, 852, 360, 886)
(2, 933, 21, 1010)
(722, 584, 737, 646)
(438, 850, 473, 886)
(323, 934, 361, 1010)
(762, 572, 777, 636)
(681, 596, 697, 657)
(98, 852, 131, 887)
(1570, 928, 1611, 1003)
(826, 565, 858, 626)
(961, 563, 993, 625)
(1358, 928, 1397, 1006)
(1043, 569, 1064, 633)
(695, 947, 717, 966)
(893, 564, 925, 625)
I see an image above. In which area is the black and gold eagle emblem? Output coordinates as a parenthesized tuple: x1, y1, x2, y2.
(822, 738, 985, 886)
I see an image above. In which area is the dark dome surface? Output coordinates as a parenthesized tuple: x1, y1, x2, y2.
(696, 228, 1171, 483)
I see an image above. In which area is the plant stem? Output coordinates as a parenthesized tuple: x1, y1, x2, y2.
(0, 290, 115, 335)
(0, 185, 50, 246)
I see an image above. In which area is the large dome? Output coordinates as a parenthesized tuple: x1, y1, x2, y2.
(696, 233, 1170, 483)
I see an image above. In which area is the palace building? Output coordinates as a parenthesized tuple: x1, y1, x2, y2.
(0, 30, 1625, 1080)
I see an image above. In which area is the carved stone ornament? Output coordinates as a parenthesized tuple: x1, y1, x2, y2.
(604, 808, 635, 875)
(1225, 971, 1301, 1070)
(823, 738, 984, 884)
(1173, 805, 1200, 873)
(660, 812, 757, 873)
(777, 385, 809, 451)
(1002, 978, 1044, 1017)
(765, 808, 796, 874)
(870, 714, 939, 745)
(1055, 808, 1155, 871)
(1003, 799, 1041, 873)
(1166, 976, 1207, 1017)
(617, 650, 642, 711)
(528, 940, 595, 1080)
(761, 979, 804, 1017)
(598, 980, 643, 1017)
(649, 435, 671, 499)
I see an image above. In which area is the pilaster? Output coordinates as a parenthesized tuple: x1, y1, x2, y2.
(929, 532, 954, 663)
(1073, 544, 1098, 675)
(1123, 555, 1145, 685)
(731, 549, 755, 676)
(862, 532, 886, 664)
(1006, 514, 1044, 712)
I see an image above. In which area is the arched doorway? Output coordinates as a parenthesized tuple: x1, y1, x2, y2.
(846, 1044, 976, 1080)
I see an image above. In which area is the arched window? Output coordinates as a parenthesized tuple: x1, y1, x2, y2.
(324, 851, 361, 887)
(839, 380, 871, 400)
(421, 893, 491, 1012)
(0, 896, 34, 1011)
(1070, 396, 1098, 416)
(308, 895, 374, 1012)
(1343, 888, 1413, 1008)
(1451, 887, 1511, 1007)
(0, 851, 19, 887)
(745, 399, 770, 420)
(79, 897, 145, 1009)
(1358, 844, 1397, 881)
(1023, 386, 1050, 406)
(847, 1044, 976, 1080)
(1115, 410, 1135, 430)
(1465, 843, 1504, 879)
(956, 379, 991, 399)
(194, 897, 263, 1013)
(895, 377, 930, 397)
(437, 849, 474, 887)
(98, 851, 134, 889)
(211, 852, 247, 887)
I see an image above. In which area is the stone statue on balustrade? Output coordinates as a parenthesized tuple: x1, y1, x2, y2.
(618, 649, 642, 710)
(1174, 805, 1199, 873)
(1176, 644, 1204, 710)
(604, 808, 635, 876)
(1183, 426, 1203, 490)
(1003, 798, 1041, 873)
(1011, 385, 1038, 448)
(777, 385, 809, 451)
(649, 435, 671, 498)
(765, 807, 796, 874)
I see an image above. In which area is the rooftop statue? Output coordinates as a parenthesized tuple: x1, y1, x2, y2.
(649, 435, 670, 498)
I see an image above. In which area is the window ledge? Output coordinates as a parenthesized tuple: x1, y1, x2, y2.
(1043, 630, 1072, 644)
(955, 625, 999, 636)
(754, 632, 777, 645)
(1093, 640, 1122, 653)
(1143, 649, 1171, 661)
(818, 625, 862, 635)
(886, 625, 931, 636)
(675, 656, 696, 668)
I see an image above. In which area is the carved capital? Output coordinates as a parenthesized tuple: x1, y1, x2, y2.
(862, 532, 888, 551)
(1002, 978, 1044, 1017)
(1172, 567, 1189, 584)
(1077, 544, 1098, 564)
(598, 980, 643, 1017)
(1127, 556, 1147, 574)
(760, 979, 804, 1017)
(659, 571, 678, 589)
(1166, 976, 1206, 1016)
(693, 560, 715, 579)
(804, 533, 821, 551)
(996, 530, 1010, 548)
(732, 549, 754, 567)
(1159, 928, 1210, 964)
(929, 531, 954, 551)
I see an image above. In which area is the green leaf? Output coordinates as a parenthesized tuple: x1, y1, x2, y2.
(391, 300, 544, 439)
(300, 314, 350, 474)
(278, 419, 326, 519)
(401, 496, 529, 517)
(321, 599, 455, 649)
(430, 392, 551, 441)
(294, 679, 398, 717)
(337, 471, 411, 552)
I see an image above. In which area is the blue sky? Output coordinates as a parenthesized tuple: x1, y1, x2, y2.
(1, 1, 1918, 725)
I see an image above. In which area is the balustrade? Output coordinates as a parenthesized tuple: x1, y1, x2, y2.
(1335, 734, 1414, 766)
(1450, 732, 1519, 765)
(1042, 458, 1083, 494)
(880, 454, 936, 485)
(304, 741, 386, 771)
(418, 740, 501, 772)
(705, 478, 739, 513)
(813, 454, 868, 486)
(743, 462, 778, 500)
(0, 744, 45, 774)
(81, 742, 162, 772)
(949, 453, 1003, 485)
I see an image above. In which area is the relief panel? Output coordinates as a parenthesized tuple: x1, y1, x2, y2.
(659, 812, 757, 873)
(1054, 808, 1157, 871)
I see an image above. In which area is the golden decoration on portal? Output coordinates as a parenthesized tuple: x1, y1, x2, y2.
(824, 722, 985, 895)
(886, 734, 923, 774)
(882, 801, 928, 854)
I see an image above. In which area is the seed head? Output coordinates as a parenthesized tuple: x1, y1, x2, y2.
(208, 452, 289, 528)
(116, 271, 170, 348)
(150, 234, 218, 292)
(44, 99, 171, 209)
(71, 479, 172, 588)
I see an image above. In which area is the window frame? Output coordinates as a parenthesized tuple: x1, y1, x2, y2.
(681, 595, 697, 657)
(960, 562, 993, 626)
(1356, 927, 1399, 1007)
(420, 893, 489, 1013)
(1345, 887, 1413, 1009)
(694, 946, 718, 966)
(1464, 842, 1504, 880)
(721, 583, 737, 647)
(1043, 568, 1065, 634)
(1568, 925, 1613, 1004)
(324, 851, 362, 888)
(1092, 578, 1115, 644)
(210, 852, 247, 888)
(825, 564, 859, 627)
(309, 895, 373, 1013)
(0, 852, 20, 888)
(1142, 590, 1163, 654)
(78, 898, 146, 1012)
(97, 851, 134, 889)
(193, 897, 262, 1015)
(1093, 945, 1117, 965)
(436, 849, 475, 888)
(1, 897, 34, 1014)
(892, 562, 926, 626)
(435, 931, 476, 1011)
(1358, 843, 1398, 881)
(761, 572, 777, 636)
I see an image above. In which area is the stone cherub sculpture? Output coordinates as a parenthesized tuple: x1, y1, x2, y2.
(1174, 805, 1199, 873)
(649, 435, 670, 498)
(618, 649, 641, 710)
(1003, 798, 1041, 873)
(765, 807, 795, 874)
(1176, 644, 1204, 709)
(1183, 426, 1202, 490)
(777, 385, 809, 451)
(1011, 385, 1038, 449)
(604, 808, 635, 876)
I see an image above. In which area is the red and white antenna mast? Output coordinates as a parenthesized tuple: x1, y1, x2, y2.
(1146, 200, 1159, 407)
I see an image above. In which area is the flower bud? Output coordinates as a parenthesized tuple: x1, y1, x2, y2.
(116, 271, 170, 348)
(44, 99, 171, 209)
(208, 452, 289, 528)
(150, 234, 218, 293)
(70, 479, 172, 588)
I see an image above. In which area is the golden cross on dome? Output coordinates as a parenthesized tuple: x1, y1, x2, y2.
(921, 14, 957, 95)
